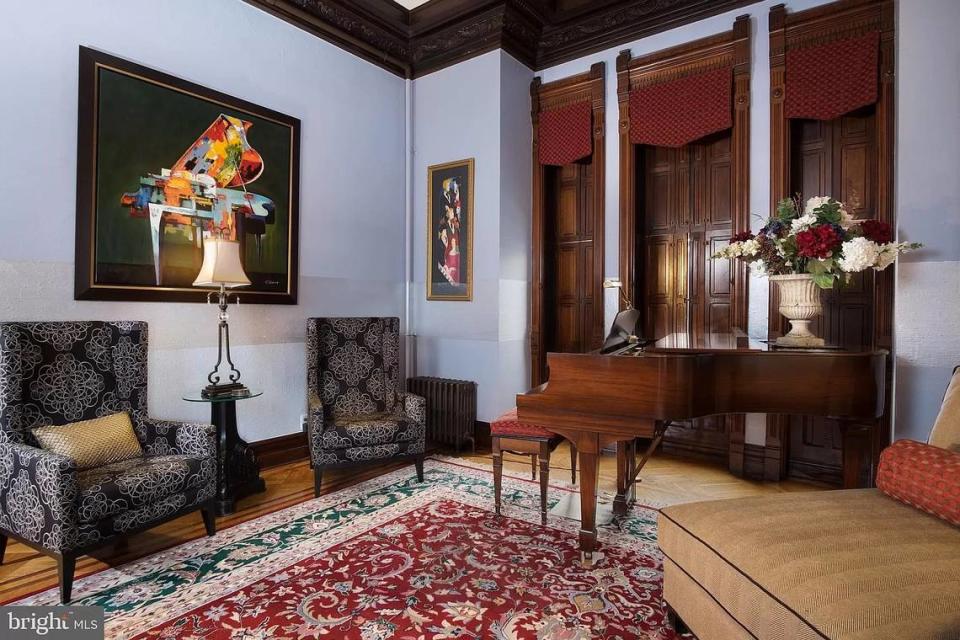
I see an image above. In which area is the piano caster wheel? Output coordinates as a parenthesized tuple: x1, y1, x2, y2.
(580, 550, 603, 568)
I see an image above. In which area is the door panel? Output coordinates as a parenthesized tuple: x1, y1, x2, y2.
(545, 162, 597, 356)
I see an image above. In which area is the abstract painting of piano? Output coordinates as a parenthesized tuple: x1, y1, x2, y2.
(75, 46, 300, 304)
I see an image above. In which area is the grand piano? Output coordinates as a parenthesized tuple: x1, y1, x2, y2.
(516, 323, 887, 564)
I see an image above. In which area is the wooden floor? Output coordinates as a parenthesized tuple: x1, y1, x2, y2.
(0, 445, 818, 603)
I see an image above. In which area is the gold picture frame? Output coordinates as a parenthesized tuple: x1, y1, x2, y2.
(426, 158, 474, 301)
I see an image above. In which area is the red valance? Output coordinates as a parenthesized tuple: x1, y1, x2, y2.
(785, 31, 880, 121)
(538, 101, 593, 166)
(629, 66, 732, 148)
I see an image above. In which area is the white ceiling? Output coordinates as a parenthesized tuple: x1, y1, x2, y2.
(392, 0, 432, 9)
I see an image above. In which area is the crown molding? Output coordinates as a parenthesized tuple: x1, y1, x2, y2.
(244, 0, 760, 78)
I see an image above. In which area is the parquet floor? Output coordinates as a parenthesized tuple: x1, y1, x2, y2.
(0, 444, 818, 603)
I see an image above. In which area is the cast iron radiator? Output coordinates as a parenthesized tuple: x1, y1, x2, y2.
(407, 376, 477, 451)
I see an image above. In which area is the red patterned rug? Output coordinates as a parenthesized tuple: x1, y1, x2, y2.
(11, 458, 689, 640)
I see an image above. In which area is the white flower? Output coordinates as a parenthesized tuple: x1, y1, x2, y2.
(713, 239, 759, 260)
(874, 242, 918, 271)
(749, 259, 767, 277)
(804, 196, 832, 215)
(790, 212, 817, 235)
(838, 207, 857, 229)
(740, 239, 760, 257)
(838, 237, 881, 273)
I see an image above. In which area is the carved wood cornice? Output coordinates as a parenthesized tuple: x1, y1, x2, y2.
(244, 0, 762, 79)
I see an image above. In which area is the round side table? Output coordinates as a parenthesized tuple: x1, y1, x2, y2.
(183, 391, 266, 516)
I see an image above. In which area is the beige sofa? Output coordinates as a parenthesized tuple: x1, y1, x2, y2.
(659, 370, 960, 640)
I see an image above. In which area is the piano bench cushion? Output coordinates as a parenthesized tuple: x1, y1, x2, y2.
(491, 408, 554, 439)
(659, 489, 960, 640)
(877, 439, 960, 527)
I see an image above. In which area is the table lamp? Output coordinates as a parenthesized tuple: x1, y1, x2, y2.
(193, 232, 252, 398)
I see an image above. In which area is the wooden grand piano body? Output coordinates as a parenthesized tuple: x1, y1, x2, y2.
(517, 332, 887, 562)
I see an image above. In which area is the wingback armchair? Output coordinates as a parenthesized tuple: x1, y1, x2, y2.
(306, 318, 425, 496)
(0, 321, 217, 603)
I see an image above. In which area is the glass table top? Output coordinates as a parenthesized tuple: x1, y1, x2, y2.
(182, 389, 263, 403)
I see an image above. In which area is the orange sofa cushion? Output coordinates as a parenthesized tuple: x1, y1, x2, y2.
(877, 439, 960, 527)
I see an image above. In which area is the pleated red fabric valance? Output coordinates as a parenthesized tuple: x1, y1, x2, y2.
(538, 101, 593, 166)
(629, 66, 732, 148)
(785, 31, 880, 121)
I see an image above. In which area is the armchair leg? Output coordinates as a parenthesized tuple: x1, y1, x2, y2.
(57, 553, 76, 604)
(201, 505, 217, 537)
(414, 454, 425, 483)
(0, 533, 7, 565)
(313, 467, 323, 498)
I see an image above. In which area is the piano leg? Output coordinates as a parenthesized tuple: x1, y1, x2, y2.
(613, 439, 637, 516)
(577, 439, 601, 567)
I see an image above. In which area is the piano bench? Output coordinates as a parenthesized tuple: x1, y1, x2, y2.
(491, 408, 576, 525)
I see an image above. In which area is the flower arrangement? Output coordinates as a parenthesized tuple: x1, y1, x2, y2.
(713, 196, 921, 288)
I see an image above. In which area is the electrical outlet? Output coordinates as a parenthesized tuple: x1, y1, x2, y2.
(300, 414, 308, 430)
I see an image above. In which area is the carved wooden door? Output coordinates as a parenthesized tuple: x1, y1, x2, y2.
(784, 109, 877, 484)
(639, 132, 735, 461)
(640, 134, 735, 340)
(545, 163, 597, 354)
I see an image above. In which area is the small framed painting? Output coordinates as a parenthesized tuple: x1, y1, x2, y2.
(426, 158, 474, 301)
(75, 46, 300, 304)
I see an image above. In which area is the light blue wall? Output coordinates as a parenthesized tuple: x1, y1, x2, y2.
(0, 0, 408, 441)
(893, 0, 960, 441)
(409, 51, 533, 421)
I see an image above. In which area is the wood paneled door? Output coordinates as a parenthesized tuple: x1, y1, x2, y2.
(766, 0, 895, 486)
(640, 135, 736, 341)
(544, 162, 598, 354)
(617, 17, 751, 467)
(530, 63, 605, 386)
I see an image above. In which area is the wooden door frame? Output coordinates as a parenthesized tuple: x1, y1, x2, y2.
(530, 62, 606, 387)
(616, 15, 751, 330)
(765, 0, 895, 482)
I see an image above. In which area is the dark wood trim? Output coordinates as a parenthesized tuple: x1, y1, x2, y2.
(242, 0, 411, 77)
(530, 62, 606, 386)
(251, 432, 311, 469)
(764, 0, 895, 483)
(244, 0, 762, 79)
(616, 15, 751, 322)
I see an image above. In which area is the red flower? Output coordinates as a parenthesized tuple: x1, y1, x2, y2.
(730, 231, 754, 243)
(860, 219, 892, 244)
(796, 225, 842, 259)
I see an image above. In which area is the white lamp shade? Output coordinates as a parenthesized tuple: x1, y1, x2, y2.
(193, 237, 252, 288)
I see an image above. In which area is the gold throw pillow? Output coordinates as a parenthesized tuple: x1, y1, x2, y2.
(32, 412, 143, 470)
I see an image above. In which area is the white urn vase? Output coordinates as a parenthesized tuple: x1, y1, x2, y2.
(770, 274, 825, 347)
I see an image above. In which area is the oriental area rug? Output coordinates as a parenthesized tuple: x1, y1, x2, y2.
(10, 458, 690, 640)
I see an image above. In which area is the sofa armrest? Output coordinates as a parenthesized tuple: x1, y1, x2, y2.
(137, 418, 216, 459)
(0, 441, 79, 551)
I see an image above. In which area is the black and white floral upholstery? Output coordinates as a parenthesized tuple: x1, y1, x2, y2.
(306, 318, 425, 494)
(0, 322, 216, 601)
